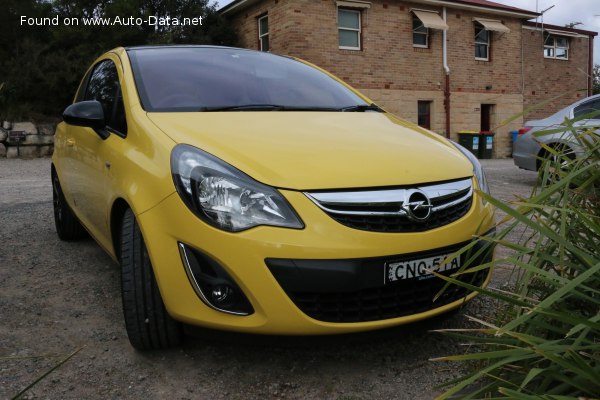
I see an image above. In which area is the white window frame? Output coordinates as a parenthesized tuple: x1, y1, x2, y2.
(412, 14, 429, 48)
(544, 34, 569, 60)
(258, 14, 269, 52)
(338, 8, 361, 50)
(474, 23, 490, 61)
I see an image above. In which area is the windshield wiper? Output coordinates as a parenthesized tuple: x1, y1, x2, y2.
(339, 103, 384, 112)
(199, 104, 286, 111)
(200, 104, 348, 112)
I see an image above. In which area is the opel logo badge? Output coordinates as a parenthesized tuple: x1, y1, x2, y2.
(403, 190, 433, 222)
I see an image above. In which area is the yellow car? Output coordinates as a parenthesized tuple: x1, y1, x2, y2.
(52, 46, 495, 350)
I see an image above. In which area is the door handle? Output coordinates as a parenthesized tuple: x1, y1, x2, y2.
(66, 138, 76, 147)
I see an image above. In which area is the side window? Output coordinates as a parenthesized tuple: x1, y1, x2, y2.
(474, 24, 490, 61)
(258, 14, 269, 52)
(84, 60, 127, 135)
(338, 9, 361, 50)
(573, 99, 600, 119)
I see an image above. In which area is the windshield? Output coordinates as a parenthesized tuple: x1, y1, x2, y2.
(127, 47, 370, 112)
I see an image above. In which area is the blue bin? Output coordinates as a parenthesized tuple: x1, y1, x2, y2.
(510, 130, 519, 144)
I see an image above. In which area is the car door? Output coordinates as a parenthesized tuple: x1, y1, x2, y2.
(63, 58, 128, 248)
(572, 98, 600, 143)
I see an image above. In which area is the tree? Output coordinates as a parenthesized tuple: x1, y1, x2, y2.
(0, 0, 238, 120)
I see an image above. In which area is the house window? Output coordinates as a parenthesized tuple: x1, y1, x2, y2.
(338, 9, 361, 50)
(544, 35, 569, 60)
(418, 101, 432, 129)
(413, 14, 428, 47)
(258, 15, 269, 52)
(474, 24, 490, 60)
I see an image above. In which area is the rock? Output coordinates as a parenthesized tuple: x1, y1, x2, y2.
(38, 124, 57, 136)
(12, 122, 37, 135)
(6, 146, 18, 158)
(2, 121, 11, 130)
(0, 143, 6, 157)
(39, 145, 54, 157)
(24, 134, 53, 145)
(0, 129, 7, 142)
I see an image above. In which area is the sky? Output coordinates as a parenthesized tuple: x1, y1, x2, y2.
(494, 0, 600, 64)
(216, 0, 600, 65)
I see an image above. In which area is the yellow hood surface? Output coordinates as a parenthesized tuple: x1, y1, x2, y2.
(148, 112, 472, 190)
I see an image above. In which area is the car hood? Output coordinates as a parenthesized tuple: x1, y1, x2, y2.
(148, 112, 472, 190)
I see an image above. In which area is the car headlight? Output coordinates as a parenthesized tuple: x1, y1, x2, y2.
(171, 144, 304, 232)
(450, 141, 490, 196)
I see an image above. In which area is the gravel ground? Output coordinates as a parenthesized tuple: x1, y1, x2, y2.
(0, 157, 538, 400)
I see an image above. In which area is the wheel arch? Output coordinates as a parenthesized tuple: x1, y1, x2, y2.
(536, 141, 573, 170)
(110, 198, 131, 261)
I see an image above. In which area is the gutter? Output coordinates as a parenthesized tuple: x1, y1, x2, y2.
(443, 7, 451, 139)
(220, 0, 253, 16)
(409, 0, 539, 19)
(220, 0, 540, 18)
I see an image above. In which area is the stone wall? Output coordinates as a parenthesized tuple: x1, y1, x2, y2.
(0, 121, 56, 158)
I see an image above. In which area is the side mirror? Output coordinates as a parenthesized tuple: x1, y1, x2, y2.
(63, 100, 109, 139)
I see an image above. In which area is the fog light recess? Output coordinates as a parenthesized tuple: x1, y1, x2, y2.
(178, 243, 254, 316)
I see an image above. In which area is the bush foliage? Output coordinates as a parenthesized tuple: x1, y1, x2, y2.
(435, 116, 600, 398)
(0, 0, 237, 120)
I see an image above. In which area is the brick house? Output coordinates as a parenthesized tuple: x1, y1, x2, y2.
(220, 0, 596, 157)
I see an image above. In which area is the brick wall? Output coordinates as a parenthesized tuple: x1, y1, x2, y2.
(228, 0, 593, 157)
(522, 26, 592, 120)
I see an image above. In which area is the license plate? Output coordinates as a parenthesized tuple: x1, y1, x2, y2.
(385, 253, 461, 283)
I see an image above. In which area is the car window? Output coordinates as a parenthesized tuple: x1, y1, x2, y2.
(84, 60, 127, 134)
(573, 99, 600, 119)
(127, 47, 368, 112)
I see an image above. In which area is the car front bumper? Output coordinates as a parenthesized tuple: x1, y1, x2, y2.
(137, 185, 496, 334)
(513, 132, 541, 171)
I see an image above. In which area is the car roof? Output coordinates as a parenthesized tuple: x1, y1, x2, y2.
(527, 93, 600, 125)
(125, 45, 245, 51)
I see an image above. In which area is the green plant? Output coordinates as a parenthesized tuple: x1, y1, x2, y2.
(433, 116, 600, 399)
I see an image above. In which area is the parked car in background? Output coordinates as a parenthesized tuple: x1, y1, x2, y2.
(52, 46, 496, 350)
(513, 94, 600, 171)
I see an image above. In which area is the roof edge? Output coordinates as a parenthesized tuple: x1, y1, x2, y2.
(219, 0, 540, 18)
(409, 0, 539, 18)
(219, 0, 260, 15)
(523, 21, 598, 37)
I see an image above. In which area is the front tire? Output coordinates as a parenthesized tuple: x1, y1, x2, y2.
(52, 169, 87, 241)
(120, 209, 182, 350)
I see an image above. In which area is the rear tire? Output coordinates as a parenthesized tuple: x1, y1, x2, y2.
(539, 144, 575, 184)
(120, 208, 182, 350)
(52, 169, 87, 241)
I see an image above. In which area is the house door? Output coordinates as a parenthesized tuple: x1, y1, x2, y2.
(481, 104, 494, 132)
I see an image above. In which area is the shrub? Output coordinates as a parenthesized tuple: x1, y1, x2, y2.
(434, 116, 600, 399)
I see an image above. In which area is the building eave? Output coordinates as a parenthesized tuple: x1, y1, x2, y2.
(219, 0, 540, 18)
(219, 0, 262, 16)
(408, 0, 538, 19)
(523, 21, 598, 37)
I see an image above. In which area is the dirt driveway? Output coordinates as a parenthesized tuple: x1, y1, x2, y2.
(0, 158, 537, 400)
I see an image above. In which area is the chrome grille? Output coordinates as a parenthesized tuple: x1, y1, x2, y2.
(305, 178, 473, 233)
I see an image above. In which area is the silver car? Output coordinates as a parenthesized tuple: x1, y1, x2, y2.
(513, 94, 600, 171)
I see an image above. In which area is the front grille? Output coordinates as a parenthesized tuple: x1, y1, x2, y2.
(305, 178, 473, 233)
(330, 197, 472, 232)
(289, 268, 487, 323)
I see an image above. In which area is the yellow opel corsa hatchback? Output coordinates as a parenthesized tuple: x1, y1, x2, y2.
(52, 46, 495, 350)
